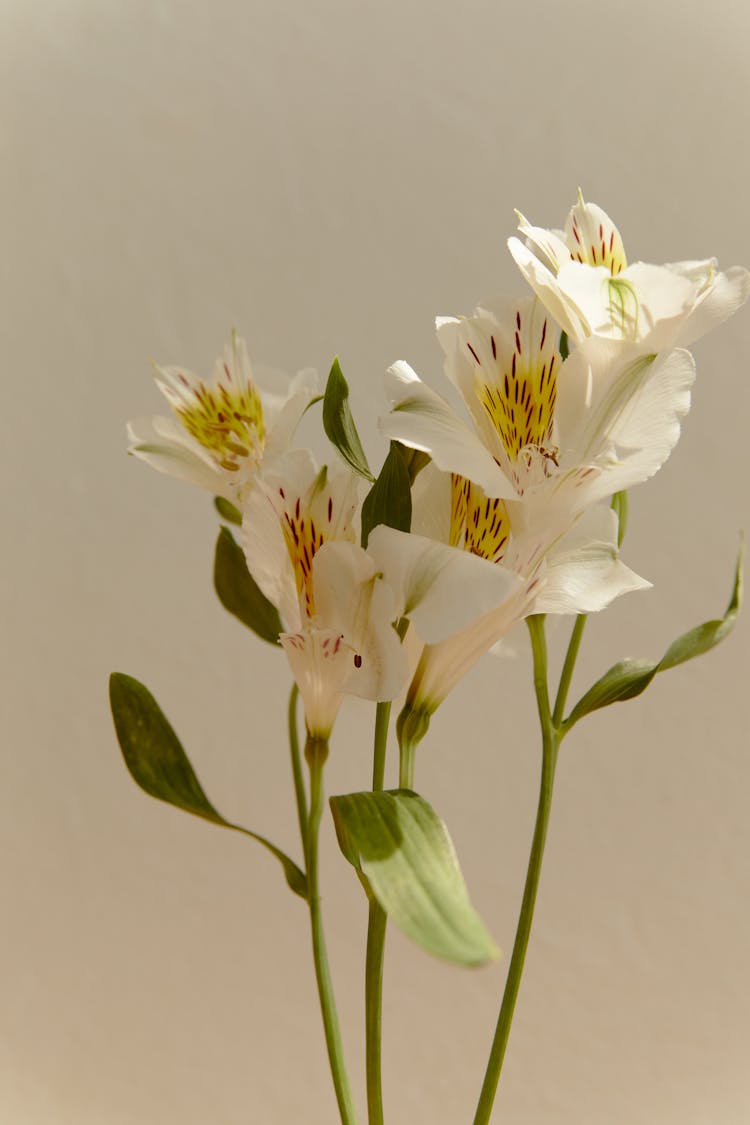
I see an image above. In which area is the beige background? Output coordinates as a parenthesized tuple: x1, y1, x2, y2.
(3, 1, 749, 1122)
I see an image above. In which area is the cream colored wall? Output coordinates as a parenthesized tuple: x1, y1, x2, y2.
(3, 1, 749, 1122)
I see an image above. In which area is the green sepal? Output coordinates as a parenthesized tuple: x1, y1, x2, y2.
(213, 495, 243, 525)
(564, 539, 744, 733)
(360, 441, 412, 548)
(109, 673, 307, 898)
(330, 789, 500, 967)
(322, 357, 374, 481)
(400, 447, 431, 485)
(214, 526, 283, 645)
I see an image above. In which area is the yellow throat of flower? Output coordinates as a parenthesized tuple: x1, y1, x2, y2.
(176, 370, 266, 474)
(450, 474, 511, 564)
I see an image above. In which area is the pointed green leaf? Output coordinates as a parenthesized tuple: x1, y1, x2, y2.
(214, 495, 243, 525)
(330, 789, 499, 967)
(109, 673, 307, 898)
(214, 527, 283, 645)
(564, 539, 743, 732)
(360, 442, 412, 548)
(322, 357, 374, 481)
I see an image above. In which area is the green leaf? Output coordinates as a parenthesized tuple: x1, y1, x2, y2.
(213, 495, 243, 525)
(214, 527, 283, 645)
(330, 789, 499, 967)
(360, 442, 412, 548)
(109, 673, 307, 898)
(322, 357, 374, 481)
(564, 539, 744, 732)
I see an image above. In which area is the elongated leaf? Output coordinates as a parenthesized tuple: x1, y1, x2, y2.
(330, 789, 499, 967)
(109, 673, 307, 898)
(322, 357, 374, 481)
(214, 495, 243, 525)
(214, 527, 282, 645)
(360, 442, 412, 548)
(564, 540, 743, 732)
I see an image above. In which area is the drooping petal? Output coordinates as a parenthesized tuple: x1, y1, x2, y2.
(516, 212, 570, 273)
(127, 416, 227, 494)
(380, 361, 514, 498)
(367, 524, 523, 645)
(313, 541, 409, 702)
(532, 505, 650, 614)
(262, 367, 321, 463)
(667, 262, 750, 348)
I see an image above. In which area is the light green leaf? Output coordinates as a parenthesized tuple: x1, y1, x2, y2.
(213, 495, 243, 525)
(330, 789, 499, 967)
(214, 527, 283, 645)
(564, 539, 743, 732)
(322, 357, 374, 481)
(360, 442, 412, 548)
(109, 673, 307, 898)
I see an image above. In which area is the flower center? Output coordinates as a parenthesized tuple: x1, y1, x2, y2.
(450, 474, 511, 563)
(176, 370, 265, 473)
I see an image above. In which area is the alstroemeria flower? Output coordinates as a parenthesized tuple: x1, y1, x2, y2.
(508, 192, 750, 349)
(128, 333, 318, 505)
(370, 465, 648, 728)
(241, 449, 408, 738)
(382, 296, 695, 541)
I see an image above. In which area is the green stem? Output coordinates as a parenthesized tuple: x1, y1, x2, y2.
(472, 616, 559, 1125)
(287, 684, 308, 863)
(365, 701, 391, 1125)
(552, 614, 587, 728)
(305, 737, 358, 1125)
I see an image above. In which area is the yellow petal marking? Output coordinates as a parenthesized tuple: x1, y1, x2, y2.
(176, 371, 265, 473)
(450, 474, 511, 564)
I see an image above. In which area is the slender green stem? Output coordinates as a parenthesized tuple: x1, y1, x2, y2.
(305, 737, 358, 1125)
(365, 701, 391, 1125)
(287, 684, 308, 864)
(472, 616, 559, 1125)
(398, 740, 415, 789)
(552, 614, 587, 728)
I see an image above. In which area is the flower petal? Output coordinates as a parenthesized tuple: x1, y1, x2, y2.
(280, 628, 353, 739)
(380, 361, 515, 498)
(507, 236, 593, 342)
(312, 541, 409, 702)
(533, 505, 650, 614)
(127, 416, 225, 494)
(368, 524, 523, 644)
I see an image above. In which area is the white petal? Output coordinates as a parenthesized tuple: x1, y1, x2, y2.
(380, 361, 514, 498)
(672, 264, 750, 348)
(516, 212, 571, 273)
(533, 505, 650, 614)
(313, 542, 409, 702)
(242, 484, 302, 633)
(554, 340, 696, 504)
(263, 367, 321, 462)
(126, 416, 225, 494)
(368, 525, 523, 644)
(507, 236, 592, 342)
(409, 463, 452, 543)
(280, 628, 353, 739)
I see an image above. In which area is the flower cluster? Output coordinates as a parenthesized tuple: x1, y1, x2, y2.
(128, 194, 749, 746)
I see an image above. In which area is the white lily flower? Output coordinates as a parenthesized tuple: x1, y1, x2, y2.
(507, 191, 750, 348)
(127, 333, 319, 504)
(371, 465, 648, 724)
(382, 296, 695, 535)
(242, 449, 408, 738)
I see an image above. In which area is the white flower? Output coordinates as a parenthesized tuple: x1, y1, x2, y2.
(370, 465, 648, 721)
(127, 333, 319, 505)
(382, 296, 695, 537)
(242, 449, 408, 738)
(507, 191, 750, 348)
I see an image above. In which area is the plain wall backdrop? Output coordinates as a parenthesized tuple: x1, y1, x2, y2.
(3, 1, 749, 1122)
